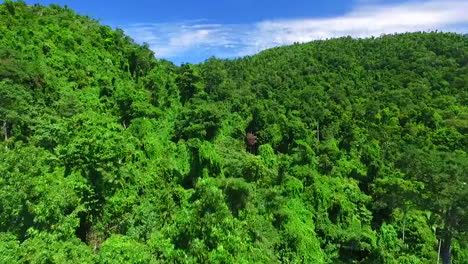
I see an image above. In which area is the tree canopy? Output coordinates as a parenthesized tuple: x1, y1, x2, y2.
(1, 1, 467, 263)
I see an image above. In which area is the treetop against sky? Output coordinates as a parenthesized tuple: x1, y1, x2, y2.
(23, 0, 468, 64)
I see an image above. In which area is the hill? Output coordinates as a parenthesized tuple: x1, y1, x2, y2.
(1, 1, 467, 263)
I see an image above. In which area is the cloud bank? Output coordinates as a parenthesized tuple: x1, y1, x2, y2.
(122, 0, 468, 64)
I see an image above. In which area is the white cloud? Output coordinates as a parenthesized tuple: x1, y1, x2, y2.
(123, 22, 234, 57)
(121, 0, 468, 63)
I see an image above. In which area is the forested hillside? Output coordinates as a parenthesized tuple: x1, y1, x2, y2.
(1, 1, 467, 263)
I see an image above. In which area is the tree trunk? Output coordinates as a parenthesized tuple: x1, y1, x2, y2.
(437, 239, 442, 264)
(402, 217, 406, 242)
(316, 122, 320, 142)
(441, 236, 451, 264)
(2, 120, 7, 141)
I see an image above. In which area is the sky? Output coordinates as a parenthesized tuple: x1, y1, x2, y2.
(23, 0, 468, 64)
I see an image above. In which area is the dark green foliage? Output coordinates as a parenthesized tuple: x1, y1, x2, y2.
(1, 2, 467, 263)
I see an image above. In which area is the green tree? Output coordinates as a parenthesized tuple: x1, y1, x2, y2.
(400, 149, 468, 264)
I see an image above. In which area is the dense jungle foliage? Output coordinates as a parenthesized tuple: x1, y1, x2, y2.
(1, 1, 467, 263)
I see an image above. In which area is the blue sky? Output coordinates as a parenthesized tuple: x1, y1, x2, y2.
(23, 0, 468, 64)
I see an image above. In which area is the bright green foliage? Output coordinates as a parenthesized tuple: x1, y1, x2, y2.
(0, 232, 21, 264)
(98, 235, 153, 264)
(21, 233, 95, 264)
(1, 2, 467, 263)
